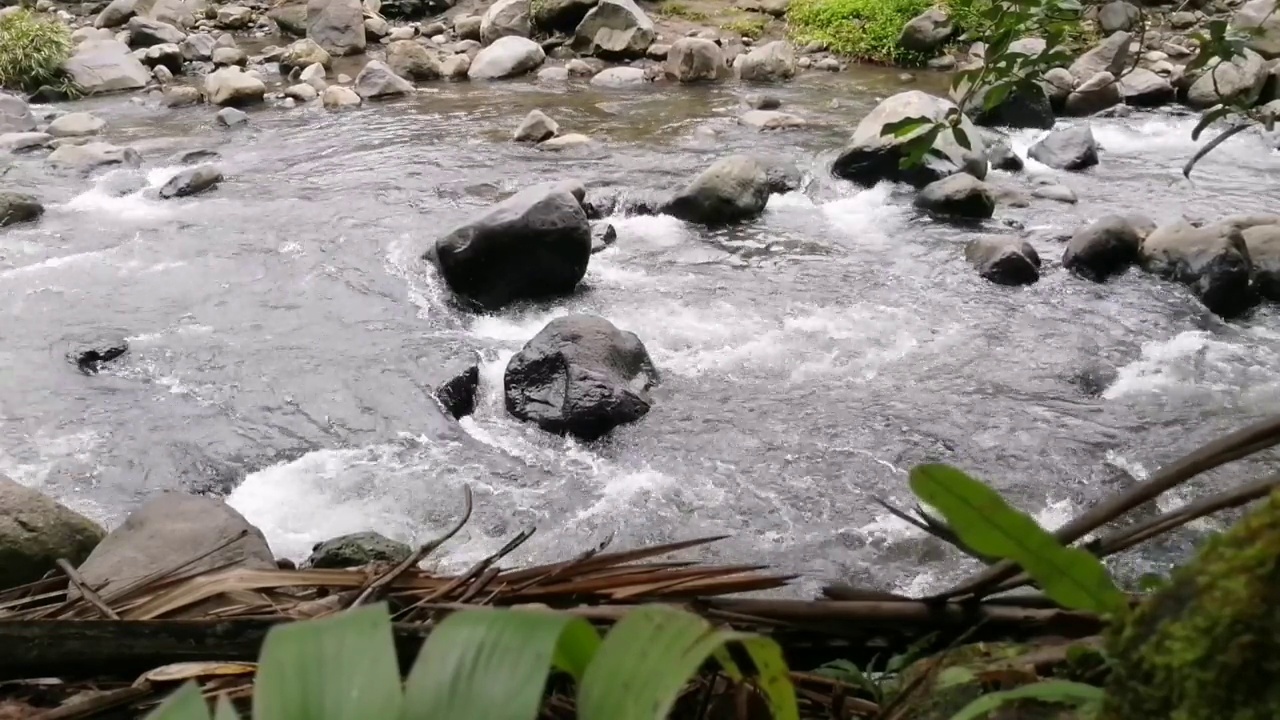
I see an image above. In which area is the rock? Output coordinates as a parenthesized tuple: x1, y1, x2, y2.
(665, 38, 723, 82)
(590, 221, 617, 252)
(267, 3, 308, 35)
(281, 38, 332, 72)
(1119, 67, 1174, 106)
(163, 85, 202, 106)
(572, 0, 654, 60)
(0, 475, 104, 590)
(204, 67, 266, 106)
(303, 531, 412, 568)
(514, 109, 559, 142)
(480, 0, 530, 44)
(566, 58, 595, 75)
(95, 0, 138, 29)
(212, 46, 247, 67)
(468, 36, 545, 79)
(1028, 124, 1098, 171)
(966, 236, 1041, 285)
(1232, 0, 1280, 59)
(1098, 0, 1140, 33)
(364, 15, 390, 40)
(899, 8, 952, 53)
(75, 493, 275, 601)
(284, 83, 319, 101)
(958, 80, 1054, 129)
(307, 0, 366, 56)
(1064, 71, 1122, 115)
(47, 112, 106, 138)
(1042, 66, 1075, 109)
(739, 110, 804, 129)
(661, 154, 771, 226)
(815, 57, 840, 71)
(430, 182, 591, 309)
(589, 66, 646, 86)
(322, 85, 362, 108)
(533, 0, 598, 33)
(180, 32, 216, 61)
(984, 133, 1023, 171)
(1069, 31, 1130, 85)
(442, 54, 471, 78)
(47, 142, 141, 171)
(0, 191, 43, 226)
(387, 39, 441, 79)
(355, 60, 414, 98)
(160, 164, 222, 198)
(832, 90, 987, 188)
(538, 133, 594, 150)
(1063, 214, 1153, 281)
(735, 40, 796, 82)
(1186, 49, 1268, 109)
(0, 132, 51, 152)
(0, 92, 35, 134)
(217, 5, 254, 28)
(504, 314, 658, 440)
(430, 353, 481, 419)
(454, 14, 482, 40)
(1243, 223, 1280, 300)
(300, 62, 328, 89)
(914, 173, 995, 219)
(215, 107, 248, 127)
(1031, 183, 1077, 203)
(378, 0, 451, 19)
(537, 66, 570, 82)
(67, 337, 129, 372)
(1170, 10, 1197, 29)
(1140, 220, 1255, 317)
(139, 43, 184, 72)
(62, 39, 152, 94)
(126, 17, 185, 47)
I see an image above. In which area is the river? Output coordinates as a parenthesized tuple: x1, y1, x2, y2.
(3, 67, 1279, 597)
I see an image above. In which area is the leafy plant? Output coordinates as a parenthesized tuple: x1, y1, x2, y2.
(0, 8, 75, 94)
(144, 603, 799, 720)
(786, 0, 935, 65)
(723, 17, 768, 40)
(946, 679, 1104, 720)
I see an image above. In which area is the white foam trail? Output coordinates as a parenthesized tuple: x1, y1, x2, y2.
(1104, 330, 1273, 399)
(820, 183, 908, 244)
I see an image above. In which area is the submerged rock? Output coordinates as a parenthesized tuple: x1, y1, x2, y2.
(160, 164, 223, 198)
(572, 0, 654, 60)
(0, 192, 44, 227)
(48, 142, 142, 172)
(434, 352, 481, 419)
(504, 314, 658, 440)
(0, 475, 105, 590)
(430, 182, 591, 309)
(1028, 124, 1098, 170)
(1243, 222, 1280, 301)
(0, 92, 36, 134)
(661, 154, 771, 226)
(914, 173, 995, 219)
(966, 236, 1041, 285)
(304, 531, 413, 568)
(1063, 214, 1153, 281)
(67, 337, 129, 372)
(1139, 220, 1256, 317)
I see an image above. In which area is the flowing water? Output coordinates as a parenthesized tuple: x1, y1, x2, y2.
(4, 67, 1280, 597)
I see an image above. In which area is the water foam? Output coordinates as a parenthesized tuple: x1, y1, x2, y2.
(1104, 330, 1277, 400)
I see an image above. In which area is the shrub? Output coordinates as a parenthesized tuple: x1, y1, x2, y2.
(0, 9, 74, 94)
(786, 0, 935, 65)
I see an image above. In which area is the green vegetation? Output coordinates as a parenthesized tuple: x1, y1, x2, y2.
(786, 0, 934, 65)
(0, 8, 74, 94)
(722, 17, 769, 39)
(656, 1, 709, 21)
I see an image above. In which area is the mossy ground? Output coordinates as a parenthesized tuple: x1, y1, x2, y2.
(785, 0, 935, 65)
(0, 8, 73, 94)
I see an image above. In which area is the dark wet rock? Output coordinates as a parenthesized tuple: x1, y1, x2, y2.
(0, 192, 44, 227)
(138, 43, 185, 73)
(1064, 71, 1121, 116)
(966, 236, 1041, 285)
(1063, 214, 1153, 281)
(1069, 31, 1130, 85)
(67, 337, 129, 373)
(661, 154, 771, 226)
(665, 38, 723, 83)
(160, 164, 223, 198)
(1068, 364, 1118, 397)
(433, 352, 481, 419)
(1098, 0, 1140, 33)
(307, 0, 366, 57)
(1031, 183, 1077, 204)
(387, 40, 441, 80)
(1120, 67, 1174, 107)
(304, 531, 413, 568)
(1139, 220, 1256, 317)
(514, 109, 559, 142)
(481, 0, 531, 43)
(759, 155, 803, 194)
(961, 81, 1055, 130)
(572, 0, 654, 60)
(0, 91, 35, 134)
(47, 142, 142, 172)
(75, 493, 275, 600)
(381, 0, 454, 19)
(833, 90, 987, 188)
(468, 36, 545, 79)
(504, 314, 658, 440)
(355, 60, 413, 98)
(735, 41, 797, 82)
(744, 93, 782, 110)
(914, 173, 995, 219)
(899, 8, 952, 53)
(1243, 223, 1280, 301)
(0, 475, 105, 591)
(1028, 124, 1098, 170)
(533, 0, 598, 33)
(215, 107, 248, 127)
(1232, 0, 1280, 59)
(984, 132, 1023, 171)
(590, 221, 617, 253)
(170, 148, 219, 165)
(430, 182, 590, 309)
(1186, 49, 1268, 109)
(126, 17, 185, 48)
(62, 39, 151, 95)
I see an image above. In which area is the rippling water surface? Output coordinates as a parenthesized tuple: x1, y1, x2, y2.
(4, 68, 1280, 596)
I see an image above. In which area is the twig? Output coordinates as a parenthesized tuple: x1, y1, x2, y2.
(1183, 123, 1250, 179)
(54, 559, 119, 620)
(31, 682, 154, 720)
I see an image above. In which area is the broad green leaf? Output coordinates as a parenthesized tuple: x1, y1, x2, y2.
(1192, 104, 1232, 140)
(145, 682, 211, 720)
(402, 607, 601, 720)
(712, 634, 800, 720)
(253, 603, 402, 720)
(881, 115, 935, 139)
(982, 82, 1013, 113)
(898, 126, 942, 170)
(909, 465, 1128, 617)
(952, 126, 972, 152)
(213, 696, 240, 720)
(578, 605, 798, 720)
(946, 680, 1104, 720)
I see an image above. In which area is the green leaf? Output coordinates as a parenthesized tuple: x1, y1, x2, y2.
(946, 680, 1104, 720)
(578, 605, 799, 720)
(145, 683, 211, 720)
(982, 83, 1013, 113)
(253, 603, 402, 720)
(908, 464, 1128, 617)
(1192, 104, 1233, 141)
(213, 696, 240, 720)
(1137, 573, 1168, 593)
(898, 126, 942, 170)
(952, 126, 972, 151)
(936, 666, 978, 690)
(402, 607, 601, 720)
(881, 115, 935, 139)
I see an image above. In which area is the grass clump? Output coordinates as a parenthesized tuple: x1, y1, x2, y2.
(722, 16, 768, 39)
(786, 0, 935, 65)
(657, 1, 709, 21)
(0, 9, 74, 94)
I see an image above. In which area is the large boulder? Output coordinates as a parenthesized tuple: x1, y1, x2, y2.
(0, 91, 35, 134)
(966, 236, 1041, 285)
(480, 0, 530, 44)
(468, 36, 545, 79)
(1097, 0, 1140, 33)
(303, 531, 412, 568)
(1185, 49, 1268, 109)
(1068, 31, 1130, 85)
(914, 173, 995, 219)
(899, 8, 952, 53)
(1119, 67, 1174, 107)
(1028, 124, 1098, 170)
(268, 4, 308, 35)
(1240, 221, 1280, 300)
(307, 0, 366, 56)
(532, 0, 599, 33)
(387, 39, 441, 79)
(1064, 71, 1122, 116)
(504, 314, 658, 440)
(664, 38, 723, 83)
(204, 67, 266, 106)
(355, 60, 414, 98)
(661, 154, 771, 226)
(572, 0, 654, 60)
(62, 39, 151, 95)
(1063, 214, 1154, 281)
(0, 476, 105, 590)
(0, 192, 44, 226)
(95, 0, 200, 29)
(76, 494, 274, 602)
(126, 16, 186, 47)
(1231, 0, 1280, 59)
(952, 79, 1054, 130)
(47, 142, 142, 172)
(280, 38, 331, 72)
(430, 182, 590, 309)
(1139, 220, 1256, 317)
(735, 40, 796, 82)
(832, 90, 987, 188)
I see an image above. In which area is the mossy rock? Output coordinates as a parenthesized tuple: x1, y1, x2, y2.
(1102, 490, 1280, 720)
(303, 531, 413, 569)
(0, 475, 105, 590)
